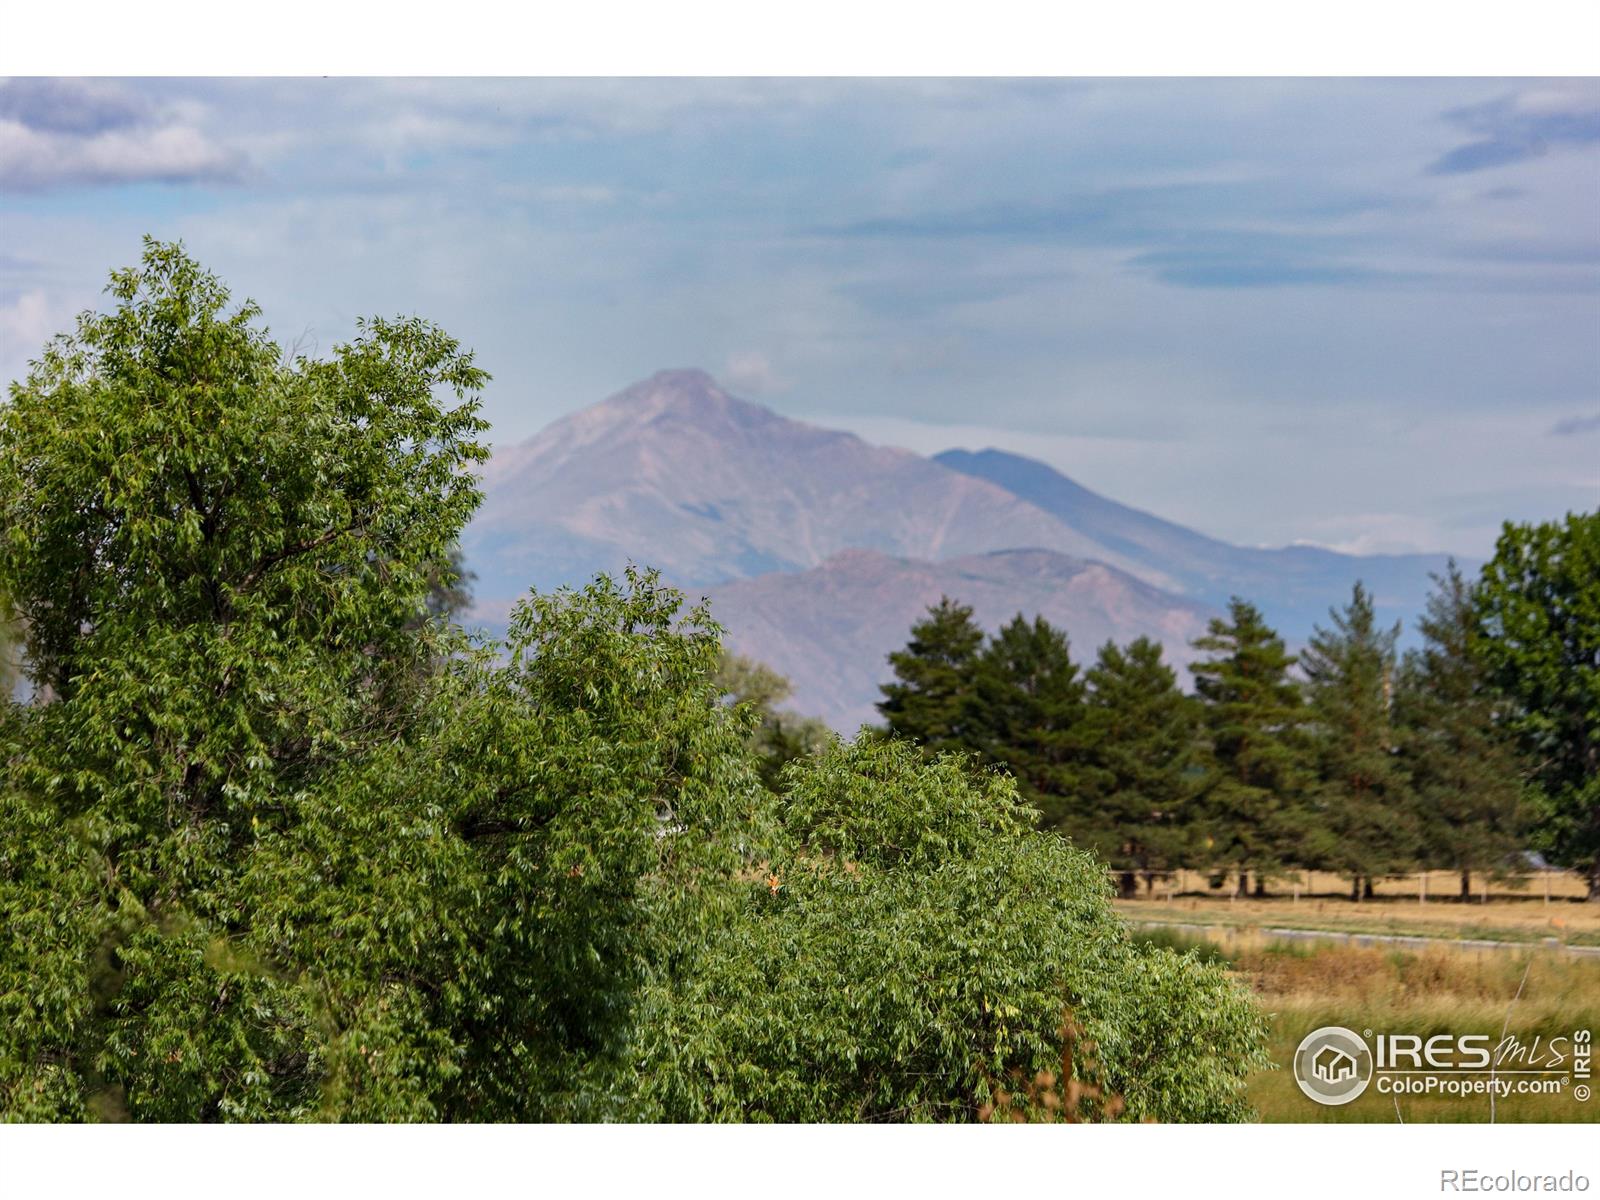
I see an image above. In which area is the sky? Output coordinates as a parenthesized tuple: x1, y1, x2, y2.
(2, 77, 1597, 558)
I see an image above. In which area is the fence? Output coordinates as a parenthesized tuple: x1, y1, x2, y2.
(1104, 866, 1590, 905)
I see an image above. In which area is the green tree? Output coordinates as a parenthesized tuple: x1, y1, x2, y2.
(1190, 598, 1309, 896)
(877, 596, 984, 753)
(713, 651, 831, 790)
(1067, 637, 1205, 896)
(1301, 582, 1413, 899)
(632, 738, 1270, 1123)
(1396, 564, 1528, 899)
(965, 613, 1088, 824)
(0, 243, 763, 1119)
(1473, 512, 1600, 900)
(0, 242, 1272, 1124)
(0, 590, 19, 701)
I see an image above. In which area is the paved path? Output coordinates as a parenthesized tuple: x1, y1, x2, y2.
(1125, 917, 1600, 957)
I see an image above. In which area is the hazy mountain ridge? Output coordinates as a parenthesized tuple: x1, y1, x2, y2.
(934, 447, 1466, 638)
(464, 369, 1173, 604)
(465, 369, 1470, 731)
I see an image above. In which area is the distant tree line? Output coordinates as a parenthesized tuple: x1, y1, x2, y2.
(878, 511, 1600, 902)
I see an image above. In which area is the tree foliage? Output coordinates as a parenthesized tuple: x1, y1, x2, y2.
(1068, 637, 1204, 887)
(1472, 512, 1600, 898)
(0, 241, 1272, 1122)
(713, 652, 831, 790)
(965, 613, 1087, 822)
(631, 739, 1270, 1123)
(1300, 583, 1411, 895)
(1189, 599, 1309, 892)
(876, 596, 984, 753)
(1396, 564, 1528, 898)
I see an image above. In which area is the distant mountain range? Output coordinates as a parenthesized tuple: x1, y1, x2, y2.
(463, 368, 1465, 730)
(703, 548, 1215, 731)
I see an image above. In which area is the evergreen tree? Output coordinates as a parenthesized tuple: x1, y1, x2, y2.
(964, 613, 1088, 824)
(1068, 637, 1205, 896)
(1473, 512, 1600, 899)
(877, 596, 984, 753)
(1301, 582, 1413, 899)
(1190, 598, 1308, 895)
(1396, 564, 1528, 899)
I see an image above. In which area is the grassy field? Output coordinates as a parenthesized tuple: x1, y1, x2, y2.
(1112, 870, 1600, 948)
(1130, 925, 1600, 1123)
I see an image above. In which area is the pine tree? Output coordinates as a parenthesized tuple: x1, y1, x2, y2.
(1396, 564, 1528, 899)
(1301, 582, 1413, 899)
(1190, 598, 1309, 896)
(965, 613, 1087, 823)
(1068, 637, 1205, 896)
(877, 596, 985, 753)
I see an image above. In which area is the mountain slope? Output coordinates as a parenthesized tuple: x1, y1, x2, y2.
(935, 447, 1464, 640)
(705, 547, 1217, 732)
(464, 369, 1172, 603)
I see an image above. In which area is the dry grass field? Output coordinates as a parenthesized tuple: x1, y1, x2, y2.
(1129, 925, 1600, 1123)
(1112, 869, 1600, 947)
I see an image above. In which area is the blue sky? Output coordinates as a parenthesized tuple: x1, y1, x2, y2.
(2, 77, 1596, 557)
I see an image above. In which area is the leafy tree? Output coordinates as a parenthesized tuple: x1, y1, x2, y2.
(1068, 637, 1205, 895)
(1396, 564, 1528, 899)
(0, 243, 763, 1119)
(631, 738, 1270, 1123)
(713, 651, 831, 790)
(1300, 582, 1413, 899)
(1473, 512, 1600, 899)
(964, 613, 1087, 824)
(0, 590, 19, 701)
(877, 596, 984, 753)
(0, 242, 1272, 1124)
(1190, 598, 1309, 895)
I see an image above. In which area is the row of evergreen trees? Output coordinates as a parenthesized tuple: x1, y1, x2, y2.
(876, 566, 1527, 899)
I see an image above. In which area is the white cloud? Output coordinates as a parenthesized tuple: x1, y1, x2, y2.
(0, 79, 241, 192)
(0, 288, 87, 382)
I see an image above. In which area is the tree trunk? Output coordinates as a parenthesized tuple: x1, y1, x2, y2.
(1588, 863, 1600, 903)
(1253, 875, 1267, 898)
(1350, 877, 1361, 902)
(1460, 870, 1471, 901)
(1118, 871, 1137, 899)
(1363, 877, 1375, 900)
(1236, 871, 1249, 897)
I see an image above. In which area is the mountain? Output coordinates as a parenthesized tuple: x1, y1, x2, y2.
(704, 548, 1217, 732)
(464, 369, 1174, 604)
(465, 368, 1471, 732)
(934, 448, 1464, 640)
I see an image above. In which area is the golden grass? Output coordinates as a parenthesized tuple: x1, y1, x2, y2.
(1113, 885, 1600, 948)
(1129, 925, 1600, 1124)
